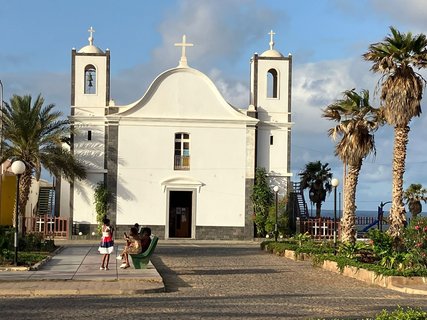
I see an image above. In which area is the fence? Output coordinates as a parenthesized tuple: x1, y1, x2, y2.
(298, 216, 380, 240)
(298, 218, 340, 240)
(24, 215, 68, 239)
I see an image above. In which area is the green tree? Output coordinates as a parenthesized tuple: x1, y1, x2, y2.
(299, 161, 332, 218)
(251, 167, 273, 237)
(265, 197, 289, 237)
(94, 182, 112, 234)
(403, 183, 427, 219)
(1, 94, 86, 231)
(323, 89, 382, 244)
(363, 27, 427, 238)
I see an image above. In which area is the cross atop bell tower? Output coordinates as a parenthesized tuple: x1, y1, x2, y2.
(88, 26, 95, 46)
(268, 30, 276, 50)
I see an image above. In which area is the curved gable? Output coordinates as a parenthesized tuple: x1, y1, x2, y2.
(117, 67, 252, 122)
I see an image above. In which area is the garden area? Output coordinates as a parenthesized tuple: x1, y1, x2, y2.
(262, 216, 427, 277)
(261, 218, 427, 319)
(0, 227, 57, 268)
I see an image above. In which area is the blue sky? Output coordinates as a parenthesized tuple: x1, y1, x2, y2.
(1, 0, 427, 211)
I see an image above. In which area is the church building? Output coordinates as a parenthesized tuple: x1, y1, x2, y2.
(59, 29, 292, 240)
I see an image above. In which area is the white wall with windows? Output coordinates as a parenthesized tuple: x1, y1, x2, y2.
(115, 122, 249, 227)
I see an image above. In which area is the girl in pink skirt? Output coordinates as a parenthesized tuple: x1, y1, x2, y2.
(98, 217, 114, 270)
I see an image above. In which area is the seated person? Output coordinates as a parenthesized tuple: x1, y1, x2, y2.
(140, 227, 152, 252)
(134, 223, 142, 234)
(119, 227, 142, 269)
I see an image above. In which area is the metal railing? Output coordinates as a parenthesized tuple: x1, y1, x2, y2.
(174, 155, 190, 170)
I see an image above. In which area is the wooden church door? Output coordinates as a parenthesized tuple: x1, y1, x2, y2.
(168, 191, 193, 238)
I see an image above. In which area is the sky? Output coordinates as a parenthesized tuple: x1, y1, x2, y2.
(1, 0, 427, 212)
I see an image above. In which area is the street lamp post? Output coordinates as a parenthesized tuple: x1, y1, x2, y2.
(11, 160, 25, 266)
(378, 201, 391, 231)
(331, 178, 339, 254)
(273, 186, 279, 242)
(309, 191, 314, 217)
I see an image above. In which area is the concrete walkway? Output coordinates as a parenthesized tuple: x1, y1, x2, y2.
(0, 243, 164, 296)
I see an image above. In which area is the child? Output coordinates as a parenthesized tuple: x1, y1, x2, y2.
(98, 217, 114, 270)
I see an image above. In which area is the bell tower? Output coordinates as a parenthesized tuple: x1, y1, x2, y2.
(250, 30, 293, 189)
(71, 26, 110, 116)
(65, 27, 114, 233)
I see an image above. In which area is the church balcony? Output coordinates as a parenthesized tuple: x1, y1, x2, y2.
(174, 155, 190, 170)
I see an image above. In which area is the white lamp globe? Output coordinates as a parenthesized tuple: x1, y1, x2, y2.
(331, 178, 339, 187)
(11, 160, 25, 175)
(273, 186, 279, 193)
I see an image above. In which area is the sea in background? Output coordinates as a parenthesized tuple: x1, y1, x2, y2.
(319, 209, 427, 221)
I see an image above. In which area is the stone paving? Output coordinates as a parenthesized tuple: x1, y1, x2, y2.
(0, 241, 426, 319)
(0, 243, 164, 295)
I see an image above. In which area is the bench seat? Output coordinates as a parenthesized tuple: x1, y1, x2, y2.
(129, 236, 159, 269)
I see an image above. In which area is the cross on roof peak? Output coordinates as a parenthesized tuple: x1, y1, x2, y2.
(88, 26, 95, 46)
(174, 34, 194, 67)
(268, 30, 276, 50)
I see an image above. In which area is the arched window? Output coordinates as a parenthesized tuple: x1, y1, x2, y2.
(267, 68, 278, 98)
(84, 65, 96, 94)
(174, 133, 190, 170)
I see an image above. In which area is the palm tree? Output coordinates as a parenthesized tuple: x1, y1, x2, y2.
(323, 89, 382, 244)
(363, 27, 427, 238)
(299, 161, 332, 218)
(403, 183, 427, 219)
(1, 94, 86, 232)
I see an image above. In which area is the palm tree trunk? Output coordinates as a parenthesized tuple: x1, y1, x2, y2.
(388, 126, 409, 239)
(340, 163, 361, 244)
(18, 169, 32, 235)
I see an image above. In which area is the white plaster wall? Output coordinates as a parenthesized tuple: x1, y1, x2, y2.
(116, 123, 248, 227)
(72, 122, 106, 224)
(73, 123, 105, 171)
(73, 173, 104, 224)
(257, 125, 290, 176)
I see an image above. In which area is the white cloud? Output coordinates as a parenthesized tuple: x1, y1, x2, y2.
(372, 0, 427, 31)
(154, 0, 281, 69)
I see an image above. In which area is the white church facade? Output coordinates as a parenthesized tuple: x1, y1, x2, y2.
(59, 29, 292, 240)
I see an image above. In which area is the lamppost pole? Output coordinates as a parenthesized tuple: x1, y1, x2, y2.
(331, 178, 339, 254)
(11, 160, 25, 266)
(309, 191, 314, 217)
(273, 186, 279, 242)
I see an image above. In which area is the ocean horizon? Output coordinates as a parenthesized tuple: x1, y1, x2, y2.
(318, 209, 427, 220)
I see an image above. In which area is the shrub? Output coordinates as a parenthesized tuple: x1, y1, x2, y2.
(265, 198, 290, 237)
(403, 217, 427, 269)
(371, 306, 427, 320)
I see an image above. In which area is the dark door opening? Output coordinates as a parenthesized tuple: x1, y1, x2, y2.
(169, 191, 192, 238)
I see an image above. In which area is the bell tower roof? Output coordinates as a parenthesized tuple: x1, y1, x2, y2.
(260, 30, 284, 58)
(78, 26, 104, 54)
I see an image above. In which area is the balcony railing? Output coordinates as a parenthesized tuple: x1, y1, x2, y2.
(174, 155, 190, 170)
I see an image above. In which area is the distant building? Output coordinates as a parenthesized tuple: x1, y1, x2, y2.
(59, 29, 292, 240)
(0, 160, 53, 226)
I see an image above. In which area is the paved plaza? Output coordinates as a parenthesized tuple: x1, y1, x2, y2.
(0, 241, 426, 319)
